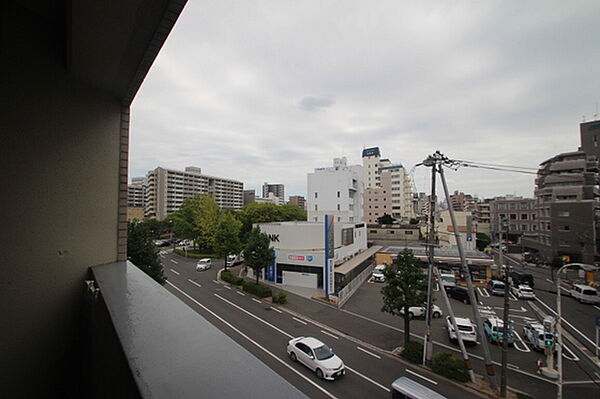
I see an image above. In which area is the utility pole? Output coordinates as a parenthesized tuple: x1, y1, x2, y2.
(500, 215, 510, 397)
(437, 158, 498, 391)
(422, 156, 438, 366)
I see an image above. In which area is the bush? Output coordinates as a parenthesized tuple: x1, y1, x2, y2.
(272, 290, 288, 304)
(173, 249, 217, 259)
(221, 270, 244, 285)
(431, 352, 469, 382)
(242, 281, 272, 298)
(401, 341, 423, 364)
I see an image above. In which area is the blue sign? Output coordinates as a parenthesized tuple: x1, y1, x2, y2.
(466, 236, 473, 242)
(307, 256, 313, 262)
(267, 261, 276, 282)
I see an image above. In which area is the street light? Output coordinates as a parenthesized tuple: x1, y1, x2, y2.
(555, 262, 599, 399)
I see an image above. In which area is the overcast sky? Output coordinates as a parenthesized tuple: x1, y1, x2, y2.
(130, 0, 600, 200)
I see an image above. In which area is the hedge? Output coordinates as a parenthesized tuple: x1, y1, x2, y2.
(431, 352, 470, 382)
(221, 270, 244, 286)
(401, 341, 423, 364)
(272, 290, 288, 304)
(173, 249, 218, 259)
(242, 281, 272, 298)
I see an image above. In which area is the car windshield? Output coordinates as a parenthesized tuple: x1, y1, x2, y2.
(521, 287, 532, 292)
(458, 325, 473, 332)
(582, 289, 597, 296)
(494, 282, 505, 289)
(313, 344, 334, 360)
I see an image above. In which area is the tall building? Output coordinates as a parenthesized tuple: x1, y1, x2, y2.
(307, 157, 363, 223)
(145, 166, 243, 220)
(127, 176, 146, 221)
(289, 195, 306, 209)
(473, 199, 492, 236)
(243, 189, 256, 206)
(489, 196, 536, 243)
(262, 182, 285, 202)
(449, 190, 475, 212)
(364, 170, 392, 224)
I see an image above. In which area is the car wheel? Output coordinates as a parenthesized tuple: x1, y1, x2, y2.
(408, 312, 414, 319)
(433, 311, 441, 319)
(289, 352, 297, 362)
(463, 299, 469, 304)
(316, 368, 324, 379)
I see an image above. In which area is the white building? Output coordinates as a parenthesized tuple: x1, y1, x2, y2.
(255, 221, 368, 290)
(307, 157, 363, 223)
(144, 166, 243, 220)
(380, 164, 414, 221)
(255, 192, 283, 205)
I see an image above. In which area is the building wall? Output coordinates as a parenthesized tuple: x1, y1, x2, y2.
(490, 197, 536, 241)
(262, 183, 284, 201)
(367, 226, 421, 241)
(243, 190, 256, 206)
(2, 9, 123, 394)
(438, 210, 477, 249)
(289, 195, 306, 209)
(127, 206, 145, 222)
(363, 170, 392, 223)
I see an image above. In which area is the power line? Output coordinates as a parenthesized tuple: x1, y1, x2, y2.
(455, 159, 538, 171)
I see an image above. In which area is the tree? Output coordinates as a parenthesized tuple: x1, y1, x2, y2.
(243, 227, 275, 284)
(138, 218, 166, 239)
(476, 232, 491, 251)
(214, 212, 243, 270)
(377, 213, 395, 225)
(280, 204, 307, 221)
(195, 194, 220, 252)
(171, 196, 203, 247)
(380, 248, 427, 345)
(127, 220, 166, 284)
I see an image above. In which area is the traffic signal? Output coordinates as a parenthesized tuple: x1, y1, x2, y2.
(544, 336, 553, 347)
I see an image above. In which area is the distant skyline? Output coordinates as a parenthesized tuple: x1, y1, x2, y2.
(130, 1, 600, 200)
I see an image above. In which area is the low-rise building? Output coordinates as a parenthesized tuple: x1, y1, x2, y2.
(438, 210, 477, 250)
(288, 195, 306, 209)
(490, 196, 536, 243)
(366, 224, 422, 242)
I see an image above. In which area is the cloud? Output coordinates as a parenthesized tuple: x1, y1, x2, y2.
(299, 96, 335, 112)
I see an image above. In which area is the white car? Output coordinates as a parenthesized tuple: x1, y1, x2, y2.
(226, 254, 238, 267)
(446, 316, 477, 344)
(195, 258, 211, 271)
(511, 284, 535, 299)
(287, 337, 345, 380)
(570, 284, 600, 304)
(372, 265, 386, 282)
(523, 321, 554, 351)
(400, 304, 442, 319)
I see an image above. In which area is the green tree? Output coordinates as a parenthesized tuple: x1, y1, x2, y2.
(239, 202, 283, 238)
(171, 196, 203, 247)
(127, 220, 166, 284)
(280, 203, 307, 221)
(195, 194, 220, 252)
(243, 227, 275, 284)
(138, 218, 166, 239)
(377, 213, 395, 225)
(381, 248, 427, 345)
(214, 212, 243, 270)
(476, 232, 491, 251)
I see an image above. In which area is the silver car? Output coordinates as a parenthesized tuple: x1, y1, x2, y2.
(195, 258, 211, 271)
(287, 337, 345, 380)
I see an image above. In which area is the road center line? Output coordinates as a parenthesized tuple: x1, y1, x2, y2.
(345, 366, 390, 392)
(270, 306, 282, 313)
(170, 268, 180, 275)
(292, 317, 308, 325)
(223, 285, 231, 290)
(405, 369, 438, 385)
(356, 346, 381, 359)
(187, 279, 202, 288)
(593, 305, 600, 312)
(166, 282, 338, 399)
(320, 330, 339, 340)
(236, 291, 245, 296)
(170, 259, 178, 264)
(252, 298, 262, 304)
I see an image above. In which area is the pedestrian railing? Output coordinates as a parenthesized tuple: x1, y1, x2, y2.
(336, 263, 375, 307)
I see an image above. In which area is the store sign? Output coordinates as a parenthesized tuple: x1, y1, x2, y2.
(288, 254, 305, 261)
(324, 215, 335, 296)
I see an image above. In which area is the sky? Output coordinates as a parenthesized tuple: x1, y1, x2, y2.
(130, 0, 600, 200)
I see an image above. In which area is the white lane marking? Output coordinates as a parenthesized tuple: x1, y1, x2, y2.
(214, 294, 293, 338)
(170, 259, 178, 264)
(320, 330, 339, 340)
(166, 282, 338, 399)
(513, 331, 531, 353)
(535, 297, 596, 347)
(546, 278, 554, 284)
(508, 363, 520, 370)
(252, 298, 262, 304)
(562, 380, 600, 385)
(187, 279, 202, 288)
(477, 287, 490, 297)
(405, 369, 438, 385)
(212, 280, 220, 284)
(593, 306, 600, 311)
(170, 268, 180, 275)
(236, 291, 246, 296)
(223, 285, 231, 290)
(270, 307, 282, 314)
(509, 292, 518, 301)
(562, 343, 580, 361)
(292, 317, 308, 325)
(356, 346, 381, 359)
(345, 366, 390, 392)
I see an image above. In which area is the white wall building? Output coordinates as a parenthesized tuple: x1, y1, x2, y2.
(255, 221, 368, 290)
(145, 166, 243, 220)
(307, 157, 363, 223)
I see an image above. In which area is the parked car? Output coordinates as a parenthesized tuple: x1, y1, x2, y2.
(570, 284, 600, 304)
(487, 280, 506, 296)
(511, 284, 535, 300)
(154, 240, 170, 247)
(195, 258, 212, 271)
(509, 271, 534, 287)
(439, 271, 456, 290)
(523, 321, 554, 351)
(400, 304, 442, 319)
(226, 254, 243, 267)
(372, 265, 386, 282)
(287, 336, 345, 380)
(449, 285, 479, 304)
(446, 316, 477, 344)
(483, 317, 514, 345)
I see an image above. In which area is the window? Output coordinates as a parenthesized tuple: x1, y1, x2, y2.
(498, 203, 506, 210)
(338, 217, 341, 222)
(559, 240, 569, 247)
(509, 203, 516, 209)
(370, 230, 377, 233)
(314, 192, 318, 198)
(560, 225, 570, 231)
(337, 204, 340, 210)
(510, 214, 517, 220)
(558, 211, 570, 217)
(520, 203, 529, 210)
(521, 225, 528, 231)
(510, 224, 517, 230)
(337, 191, 340, 197)
(405, 230, 413, 235)
(521, 214, 528, 220)
(388, 230, 395, 234)
(314, 205, 318, 211)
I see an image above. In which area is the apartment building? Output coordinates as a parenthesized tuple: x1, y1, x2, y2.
(262, 182, 285, 202)
(307, 157, 363, 223)
(522, 122, 600, 263)
(449, 190, 476, 212)
(289, 195, 306, 209)
(473, 199, 491, 236)
(490, 196, 536, 242)
(243, 189, 256, 206)
(145, 166, 243, 220)
(364, 170, 392, 224)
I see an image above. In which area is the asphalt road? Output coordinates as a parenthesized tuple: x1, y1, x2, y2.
(158, 250, 480, 399)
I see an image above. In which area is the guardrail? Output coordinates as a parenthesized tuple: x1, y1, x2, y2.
(336, 262, 375, 307)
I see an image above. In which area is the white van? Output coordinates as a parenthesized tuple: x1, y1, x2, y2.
(570, 284, 599, 304)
